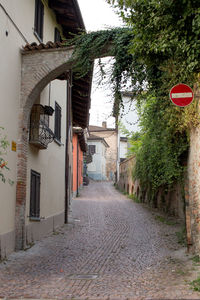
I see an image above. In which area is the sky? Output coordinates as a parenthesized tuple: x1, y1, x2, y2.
(77, 0, 123, 128)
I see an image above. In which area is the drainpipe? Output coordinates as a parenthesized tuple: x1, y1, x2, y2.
(76, 137, 79, 196)
(65, 72, 72, 223)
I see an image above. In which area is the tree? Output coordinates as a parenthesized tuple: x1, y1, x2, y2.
(67, 0, 200, 195)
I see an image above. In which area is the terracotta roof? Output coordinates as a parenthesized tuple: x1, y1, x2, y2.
(23, 41, 65, 51)
(88, 134, 109, 147)
(89, 125, 116, 132)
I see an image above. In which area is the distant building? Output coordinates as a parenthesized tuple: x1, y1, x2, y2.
(87, 135, 109, 181)
(72, 128, 88, 197)
(89, 122, 118, 181)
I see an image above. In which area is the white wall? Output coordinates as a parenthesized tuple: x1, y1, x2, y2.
(87, 140, 107, 180)
(26, 80, 67, 221)
(0, 0, 66, 235)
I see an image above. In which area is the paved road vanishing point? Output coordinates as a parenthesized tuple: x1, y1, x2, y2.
(0, 181, 200, 300)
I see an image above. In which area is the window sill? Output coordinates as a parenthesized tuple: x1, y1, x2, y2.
(54, 138, 63, 146)
(29, 217, 41, 222)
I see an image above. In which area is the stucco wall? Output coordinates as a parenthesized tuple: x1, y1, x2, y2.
(0, 0, 68, 257)
(90, 130, 117, 181)
(26, 79, 67, 223)
(87, 140, 107, 181)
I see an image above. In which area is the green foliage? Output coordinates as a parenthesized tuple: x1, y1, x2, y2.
(67, 0, 200, 196)
(176, 227, 187, 245)
(192, 255, 200, 264)
(190, 277, 200, 292)
(65, 27, 144, 116)
(155, 215, 177, 226)
(0, 127, 13, 185)
(129, 94, 189, 192)
(128, 193, 140, 203)
(107, 0, 200, 90)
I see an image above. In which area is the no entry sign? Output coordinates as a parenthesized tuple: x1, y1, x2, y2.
(169, 83, 193, 107)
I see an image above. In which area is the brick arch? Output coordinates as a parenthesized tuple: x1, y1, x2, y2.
(15, 47, 74, 250)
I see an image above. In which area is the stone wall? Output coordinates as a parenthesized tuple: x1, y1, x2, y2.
(118, 156, 185, 220)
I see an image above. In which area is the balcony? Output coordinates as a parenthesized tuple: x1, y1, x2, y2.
(29, 104, 54, 149)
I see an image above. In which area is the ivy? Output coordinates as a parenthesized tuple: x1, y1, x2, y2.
(66, 0, 200, 195)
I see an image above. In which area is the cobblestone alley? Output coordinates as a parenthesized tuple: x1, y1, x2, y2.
(0, 181, 200, 299)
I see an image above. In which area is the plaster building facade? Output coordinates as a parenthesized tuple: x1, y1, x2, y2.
(0, 0, 91, 258)
(87, 135, 109, 181)
(89, 123, 118, 181)
(72, 128, 87, 197)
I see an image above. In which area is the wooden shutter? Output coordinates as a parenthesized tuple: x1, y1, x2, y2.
(34, 0, 44, 41)
(89, 145, 96, 155)
(54, 28, 61, 42)
(30, 170, 40, 219)
(55, 102, 61, 141)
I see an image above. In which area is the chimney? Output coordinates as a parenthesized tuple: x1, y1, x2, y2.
(102, 121, 107, 128)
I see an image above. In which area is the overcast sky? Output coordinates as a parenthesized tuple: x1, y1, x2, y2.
(77, 0, 123, 127)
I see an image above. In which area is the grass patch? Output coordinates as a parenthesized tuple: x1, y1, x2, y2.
(190, 277, 200, 291)
(176, 269, 187, 275)
(175, 227, 186, 245)
(128, 193, 140, 203)
(191, 255, 200, 264)
(155, 215, 177, 225)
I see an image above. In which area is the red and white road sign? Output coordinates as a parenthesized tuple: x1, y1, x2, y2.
(169, 83, 193, 107)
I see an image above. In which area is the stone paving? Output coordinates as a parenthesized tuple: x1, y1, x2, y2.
(1, 181, 200, 299)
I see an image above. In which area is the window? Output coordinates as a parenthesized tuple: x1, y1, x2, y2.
(54, 102, 61, 142)
(54, 28, 61, 42)
(30, 170, 41, 219)
(29, 104, 54, 149)
(89, 145, 96, 155)
(34, 0, 44, 41)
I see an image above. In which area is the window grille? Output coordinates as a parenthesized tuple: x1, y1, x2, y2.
(29, 104, 54, 149)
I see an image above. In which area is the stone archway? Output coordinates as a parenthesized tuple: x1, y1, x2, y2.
(15, 45, 75, 250)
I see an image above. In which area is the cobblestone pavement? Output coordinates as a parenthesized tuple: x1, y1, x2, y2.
(1, 181, 200, 299)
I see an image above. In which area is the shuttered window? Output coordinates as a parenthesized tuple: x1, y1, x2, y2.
(54, 28, 61, 42)
(30, 170, 40, 219)
(54, 102, 61, 141)
(34, 0, 44, 41)
(89, 145, 96, 155)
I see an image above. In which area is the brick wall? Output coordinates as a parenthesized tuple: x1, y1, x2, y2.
(118, 156, 185, 220)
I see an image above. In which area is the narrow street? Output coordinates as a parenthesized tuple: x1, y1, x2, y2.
(0, 181, 200, 299)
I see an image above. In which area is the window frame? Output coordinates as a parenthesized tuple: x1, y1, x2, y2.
(54, 101, 62, 143)
(54, 28, 61, 42)
(34, 0, 44, 42)
(30, 170, 41, 221)
(89, 145, 96, 155)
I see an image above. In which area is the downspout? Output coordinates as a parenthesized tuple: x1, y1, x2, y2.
(65, 72, 72, 223)
(76, 137, 79, 196)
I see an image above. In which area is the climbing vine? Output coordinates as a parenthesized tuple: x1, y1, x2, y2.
(66, 0, 200, 195)
(0, 127, 13, 185)
(0, 127, 10, 183)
